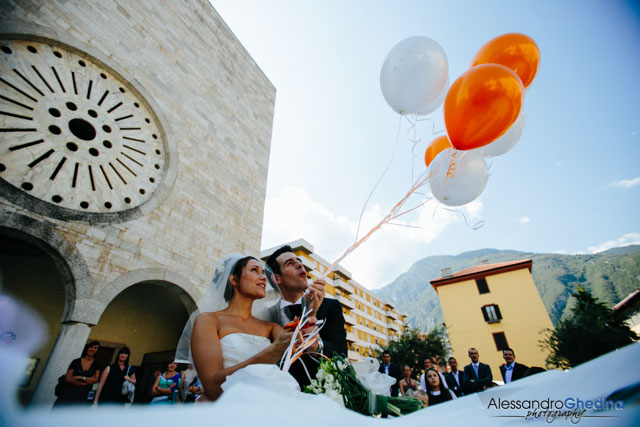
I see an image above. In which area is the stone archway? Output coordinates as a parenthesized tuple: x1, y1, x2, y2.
(0, 209, 95, 406)
(91, 271, 198, 402)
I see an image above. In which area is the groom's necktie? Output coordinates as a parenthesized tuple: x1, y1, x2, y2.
(284, 304, 302, 321)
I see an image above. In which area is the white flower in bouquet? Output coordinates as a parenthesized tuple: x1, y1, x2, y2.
(325, 389, 344, 406)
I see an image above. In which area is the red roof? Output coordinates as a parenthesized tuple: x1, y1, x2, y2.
(430, 259, 532, 290)
(614, 289, 640, 311)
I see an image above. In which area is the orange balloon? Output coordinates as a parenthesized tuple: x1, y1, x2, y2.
(470, 33, 540, 88)
(444, 64, 524, 151)
(424, 135, 451, 168)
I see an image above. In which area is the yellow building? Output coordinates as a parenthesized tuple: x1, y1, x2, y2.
(430, 260, 553, 373)
(262, 239, 406, 361)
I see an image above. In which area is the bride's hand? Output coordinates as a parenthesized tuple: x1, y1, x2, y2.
(266, 331, 294, 362)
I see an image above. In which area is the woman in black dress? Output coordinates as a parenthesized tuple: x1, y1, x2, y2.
(93, 346, 136, 405)
(53, 341, 101, 406)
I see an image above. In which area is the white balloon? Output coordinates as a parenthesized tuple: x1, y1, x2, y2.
(429, 149, 488, 206)
(416, 76, 449, 116)
(380, 36, 448, 115)
(479, 109, 527, 157)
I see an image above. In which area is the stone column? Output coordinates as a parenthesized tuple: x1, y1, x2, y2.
(31, 322, 91, 407)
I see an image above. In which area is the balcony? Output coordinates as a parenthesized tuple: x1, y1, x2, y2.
(386, 310, 400, 321)
(299, 255, 316, 272)
(387, 322, 399, 332)
(335, 294, 355, 310)
(346, 331, 357, 343)
(333, 278, 353, 294)
(343, 313, 356, 325)
(384, 301, 396, 310)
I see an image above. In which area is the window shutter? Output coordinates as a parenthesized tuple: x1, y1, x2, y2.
(481, 306, 489, 321)
(494, 304, 502, 320)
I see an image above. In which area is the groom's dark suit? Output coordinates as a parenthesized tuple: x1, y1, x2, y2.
(267, 297, 347, 388)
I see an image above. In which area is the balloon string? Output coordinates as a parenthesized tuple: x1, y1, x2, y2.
(318, 167, 437, 280)
(445, 149, 458, 181)
(405, 114, 421, 185)
(413, 115, 447, 136)
(441, 207, 486, 230)
(353, 114, 403, 244)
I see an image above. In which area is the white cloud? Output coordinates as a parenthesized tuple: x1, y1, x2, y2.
(608, 177, 640, 189)
(262, 186, 484, 288)
(585, 233, 640, 254)
(518, 216, 530, 224)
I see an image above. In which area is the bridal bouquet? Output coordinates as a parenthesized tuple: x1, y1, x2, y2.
(304, 355, 424, 417)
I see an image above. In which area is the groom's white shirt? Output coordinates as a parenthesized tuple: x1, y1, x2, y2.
(279, 298, 303, 324)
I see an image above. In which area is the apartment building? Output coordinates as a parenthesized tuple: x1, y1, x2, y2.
(262, 239, 406, 361)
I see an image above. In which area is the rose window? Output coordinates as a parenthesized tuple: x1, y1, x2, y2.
(0, 39, 167, 215)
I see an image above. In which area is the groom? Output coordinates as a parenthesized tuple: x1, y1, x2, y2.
(266, 245, 348, 388)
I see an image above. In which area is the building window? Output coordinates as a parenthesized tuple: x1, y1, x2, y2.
(476, 278, 490, 294)
(481, 304, 502, 323)
(492, 332, 509, 351)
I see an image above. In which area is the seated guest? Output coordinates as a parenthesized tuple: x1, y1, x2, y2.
(500, 348, 529, 384)
(150, 358, 181, 404)
(424, 367, 456, 406)
(399, 365, 419, 396)
(445, 356, 464, 397)
(419, 356, 449, 392)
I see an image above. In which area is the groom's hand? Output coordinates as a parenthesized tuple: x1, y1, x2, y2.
(308, 279, 326, 314)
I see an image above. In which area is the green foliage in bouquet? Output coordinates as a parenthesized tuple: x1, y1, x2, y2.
(304, 354, 424, 417)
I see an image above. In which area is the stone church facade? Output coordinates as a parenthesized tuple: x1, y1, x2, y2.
(0, 0, 275, 405)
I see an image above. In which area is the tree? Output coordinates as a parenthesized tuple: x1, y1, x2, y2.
(376, 326, 449, 374)
(540, 286, 638, 369)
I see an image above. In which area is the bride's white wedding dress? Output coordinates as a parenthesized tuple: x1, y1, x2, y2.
(218, 333, 301, 394)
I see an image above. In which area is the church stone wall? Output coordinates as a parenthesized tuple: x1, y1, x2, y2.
(0, 0, 276, 319)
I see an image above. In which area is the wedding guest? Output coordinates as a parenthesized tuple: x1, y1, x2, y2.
(93, 346, 136, 405)
(146, 369, 161, 402)
(424, 368, 456, 406)
(53, 341, 101, 406)
(419, 357, 449, 392)
(185, 376, 203, 403)
(463, 347, 493, 394)
(499, 348, 529, 384)
(179, 364, 197, 402)
(399, 365, 419, 397)
(150, 358, 181, 404)
(444, 356, 464, 397)
(378, 351, 402, 396)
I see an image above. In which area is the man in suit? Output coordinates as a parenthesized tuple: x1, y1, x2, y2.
(378, 350, 402, 396)
(500, 348, 529, 384)
(445, 356, 464, 397)
(463, 347, 493, 394)
(266, 245, 347, 389)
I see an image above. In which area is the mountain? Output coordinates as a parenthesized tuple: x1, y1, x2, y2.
(373, 245, 640, 332)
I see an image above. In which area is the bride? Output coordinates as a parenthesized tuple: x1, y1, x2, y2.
(186, 254, 300, 401)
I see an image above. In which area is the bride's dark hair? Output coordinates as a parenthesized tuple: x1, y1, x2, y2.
(224, 256, 259, 301)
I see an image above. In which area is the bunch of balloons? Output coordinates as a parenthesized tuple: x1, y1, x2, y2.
(380, 33, 540, 206)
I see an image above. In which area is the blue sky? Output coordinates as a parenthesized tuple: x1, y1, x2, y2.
(211, 0, 640, 288)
